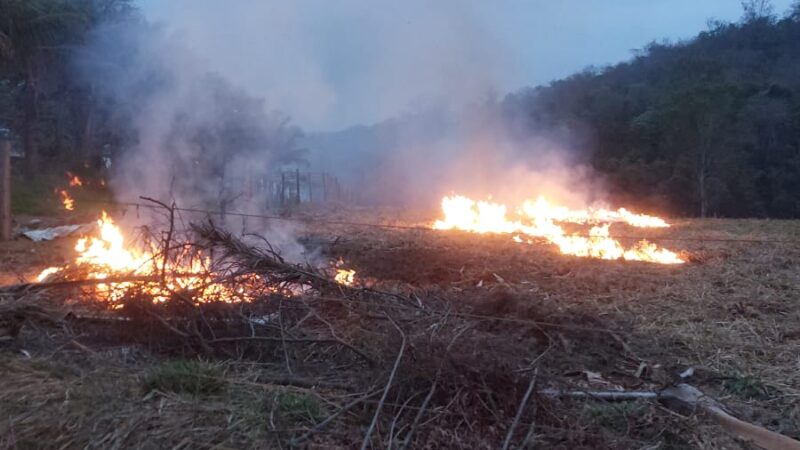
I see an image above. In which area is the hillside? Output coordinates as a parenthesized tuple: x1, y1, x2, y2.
(503, 9, 800, 218)
(307, 8, 800, 218)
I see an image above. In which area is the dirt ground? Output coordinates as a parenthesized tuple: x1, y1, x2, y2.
(1, 209, 799, 449)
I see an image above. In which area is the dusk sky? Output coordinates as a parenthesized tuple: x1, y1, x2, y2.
(138, 0, 796, 131)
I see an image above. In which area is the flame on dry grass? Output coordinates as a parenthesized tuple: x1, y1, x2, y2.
(67, 172, 83, 187)
(59, 190, 75, 211)
(433, 195, 684, 264)
(335, 269, 356, 286)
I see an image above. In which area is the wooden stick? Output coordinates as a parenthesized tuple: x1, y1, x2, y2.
(360, 316, 406, 450)
(290, 389, 384, 446)
(544, 385, 800, 450)
(207, 335, 374, 365)
(398, 374, 439, 450)
(660, 384, 800, 450)
(0, 139, 10, 241)
(0, 275, 163, 294)
(539, 388, 657, 401)
(502, 367, 538, 450)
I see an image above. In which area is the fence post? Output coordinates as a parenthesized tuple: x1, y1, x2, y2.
(0, 139, 11, 240)
(295, 168, 301, 205)
(322, 172, 328, 202)
(280, 172, 286, 207)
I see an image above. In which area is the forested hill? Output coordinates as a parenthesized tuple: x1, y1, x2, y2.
(502, 7, 800, 218)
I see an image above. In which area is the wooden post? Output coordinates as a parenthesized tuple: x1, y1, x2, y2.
(295, 168, 301, 205)
(280, 172, 286, 207)
(322, 172, 328, 202)
(0, 140, 11, 240)
(309, 173, 313, 203)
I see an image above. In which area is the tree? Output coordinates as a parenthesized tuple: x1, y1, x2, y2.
(741, 0, 775, 22)
(0, 0, 88, 176)
(502, 10, 800, 217)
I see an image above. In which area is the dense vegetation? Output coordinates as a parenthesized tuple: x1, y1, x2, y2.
(503, 3, 800, 218)
(0, 0, 124, 174)
(3, 1, 800, 217)
(0, 0, 304, 213)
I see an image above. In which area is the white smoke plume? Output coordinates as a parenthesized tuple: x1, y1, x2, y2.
(78, 0, 610, 241)
(76, 16, 308, 261)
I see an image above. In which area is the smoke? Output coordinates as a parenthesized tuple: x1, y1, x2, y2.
(75, 16, 308, 261)
(77, 0, 611, 246)
(171, 0, 603, 210)
(307, 99, 604, 210)
(139, 0, 514, 131)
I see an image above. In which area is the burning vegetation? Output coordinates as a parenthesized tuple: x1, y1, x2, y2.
(4, 203, 799, 449)
(58, 190, 75, 211)
(434, 195, 684, 264)
(34, 192, 681, 311)
(35, 205, 356, 307)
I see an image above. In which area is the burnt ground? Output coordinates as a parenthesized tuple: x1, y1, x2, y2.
(1, 209, 799, 449)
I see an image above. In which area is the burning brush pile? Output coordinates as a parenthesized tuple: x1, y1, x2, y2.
(28, 205, 362, 317)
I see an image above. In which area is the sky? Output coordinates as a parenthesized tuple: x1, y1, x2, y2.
(137, 0, 796, 131)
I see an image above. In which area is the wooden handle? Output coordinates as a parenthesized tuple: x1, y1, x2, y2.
(706, 406, 800, 450)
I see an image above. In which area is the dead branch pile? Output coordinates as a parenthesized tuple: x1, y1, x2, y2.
(0, 292, 63, 341)
(1, 216, 570, 448)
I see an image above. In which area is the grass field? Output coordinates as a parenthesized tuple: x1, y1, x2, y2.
(1, 209, 799, 449)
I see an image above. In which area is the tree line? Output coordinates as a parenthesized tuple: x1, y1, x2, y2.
(502, 2, 800, 218)
(3, 1, 800, 217)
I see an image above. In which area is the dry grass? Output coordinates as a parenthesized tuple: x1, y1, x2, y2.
(1, 212, 798, 449)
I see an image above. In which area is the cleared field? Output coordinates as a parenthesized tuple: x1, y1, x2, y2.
(1, 212, 799, 449)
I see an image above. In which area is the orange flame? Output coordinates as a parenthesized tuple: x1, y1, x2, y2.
(37, 211, 265, 303)
(335, 268, 356, 286)
(67, 172, 83, 187)
(433, 195, 684, 264)
(35, 210, 349, 304)
(60, 190, 75, 211)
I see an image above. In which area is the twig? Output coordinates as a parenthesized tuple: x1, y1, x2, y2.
(0, 275, 163, 293)
(141, 307, 190, 338)
(387, 390, 425, 450)
(299, 297, 372, 366)
(360, 316, 406, 450)
(290, 389, 384, 446)
(539, 389, 657, 401)
(503, 367, 538, 450)
(398, 378, 438, 450)
(277, 298, 293, 375)
(520, 383, 540, 448)
(140, 196, 175, 285)
(207, 336, 374, 365)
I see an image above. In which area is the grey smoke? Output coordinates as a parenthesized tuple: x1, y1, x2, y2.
(76, 18, 308, 261)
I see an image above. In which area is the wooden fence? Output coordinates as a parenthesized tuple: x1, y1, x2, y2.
(225, 170, 350, 208)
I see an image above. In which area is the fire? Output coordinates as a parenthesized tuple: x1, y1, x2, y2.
(433, 195, 684, 264)
(36, 209, 352, 304)
(67, 172, 83, 187)
(36, 267, 62, 282)
(37, 211, 264, 303)
(60, 190, 75, 211)
(335, 269, 356, 286)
